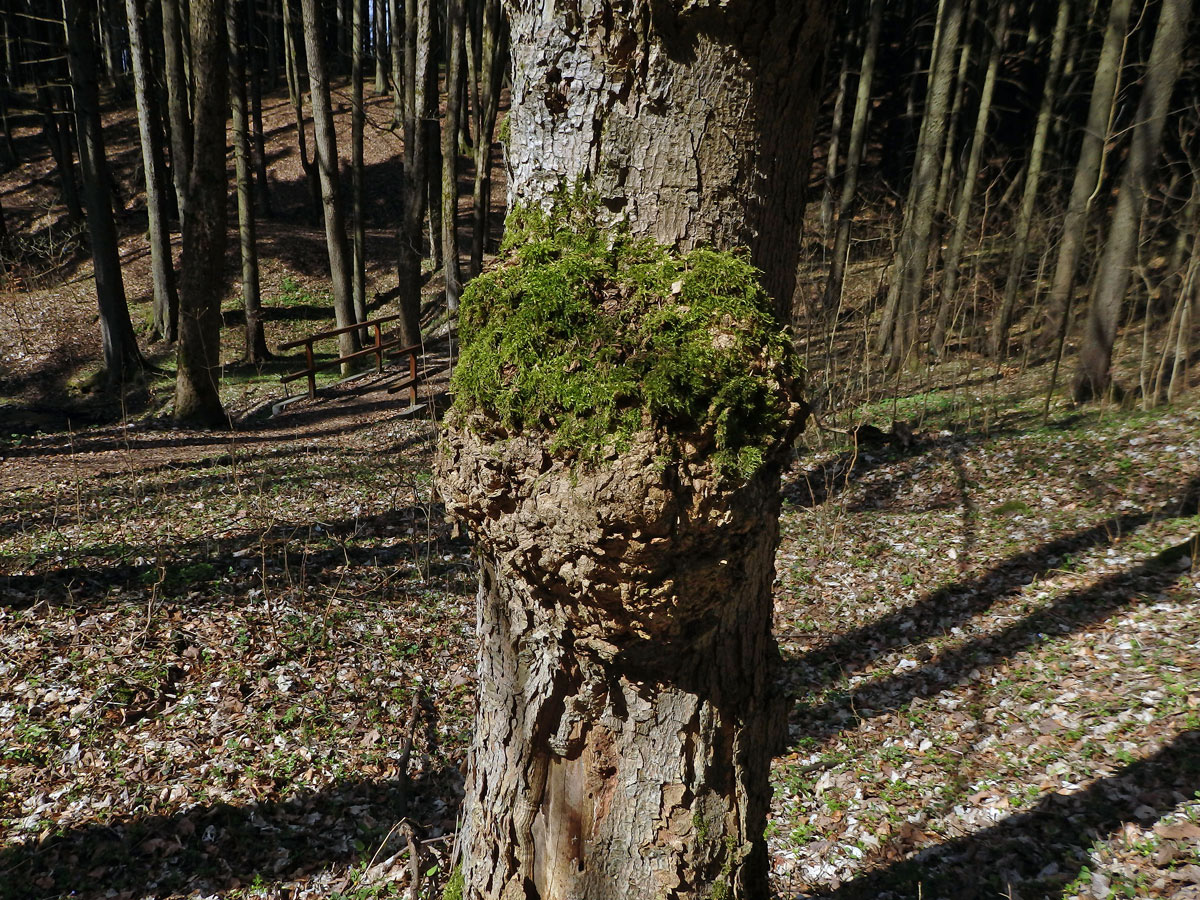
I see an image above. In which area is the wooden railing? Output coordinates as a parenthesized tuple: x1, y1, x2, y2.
(279, 314, 422, 405)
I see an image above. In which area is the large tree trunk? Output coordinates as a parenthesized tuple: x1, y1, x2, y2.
(64, 0, 144, 385)
(125, 0, 179, 344)
(504, 2, 828, 322)
(441, 3, 829, 898)
(174, 0, 229, 427)
(1074, 0, 1192, 401)
(300, 0, 361, 366)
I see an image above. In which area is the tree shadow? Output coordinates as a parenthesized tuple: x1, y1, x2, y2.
(0, 766, 464, 900)
(787, 527, 1199, 744)
(782, 476, 1199, 701)
(811, 729, 1200, 900)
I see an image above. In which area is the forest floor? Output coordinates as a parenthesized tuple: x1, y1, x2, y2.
(2, 77, 1200, 900)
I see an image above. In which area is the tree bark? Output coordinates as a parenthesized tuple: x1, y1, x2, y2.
(300, 0, 361, 366)
(373, 0, 387, 95)
(125, 0, 180, 343)
(443, 3, 830, 897)
(1074, 0, 1192, 401)
(174, 0, 229, 427)
(1038, 0, 1132, 353)
(283, 0, 322, 222)
(229, 0, 269, 363)
(505, 2, 828, 321)
(64, 0, 144, 385)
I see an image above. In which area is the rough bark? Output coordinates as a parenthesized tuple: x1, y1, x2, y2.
(504, 0, 830, 320)
(64, 0, 144, 384)
(125, 0, 179, 343)
(442, 3, 829, 897)
(1038, 0, 1132, 353)
(300, 0, 361, 366)
(229, 0, 269, 362)
(1075, 0, 1192, 401)
(174, 0, 229, 427)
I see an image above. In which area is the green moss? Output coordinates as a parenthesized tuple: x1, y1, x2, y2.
(451, 188, 802, 477)
(442, 865, 464, 900)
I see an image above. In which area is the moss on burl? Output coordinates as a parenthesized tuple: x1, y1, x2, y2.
(450, 191, 805, 478)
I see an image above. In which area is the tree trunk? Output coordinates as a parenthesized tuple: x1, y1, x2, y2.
(248, 0, 275, 216)
(989, 0, 1069, 358)
(229, 0, 269, 363)
(125, 0, 180, 343)
(283, 0, 322, 222)
(395, 0, 432, 349)
(64, 0, 144, 385)
(388, 0, 403, 129)
(300, 0, 361, 366)
(504, 4, 828, 322)
(878, 0, 964, 369)
(441, 0, 465, 313)
(162, 0, 192, 223)
(443, 3, 830, 897)
(351, 0, 368, 333)
(38, 88, 85, 222)
(174, 0, 229, 427)
(373, 0, 387, 95)
(467, 0, 504, 279)
(930, 0, 1008, 358)
(1075, 0, 1191, 401)
(819, 28, 853, 242)
(824, 0, 882, 313)
(1038, 0, 1132, 353)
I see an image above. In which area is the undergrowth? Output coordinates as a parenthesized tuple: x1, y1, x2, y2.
(450, 189, 803, 477)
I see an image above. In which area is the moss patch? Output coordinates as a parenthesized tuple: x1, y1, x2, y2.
(451, 191, 803, 477)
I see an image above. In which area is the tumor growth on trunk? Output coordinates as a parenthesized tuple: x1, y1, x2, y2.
(438, 193, 808, 899)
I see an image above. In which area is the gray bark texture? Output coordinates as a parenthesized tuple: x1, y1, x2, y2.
(438, 426, 800, 900)
(504, 0, 830, 319)
(438, 2, 827, 897)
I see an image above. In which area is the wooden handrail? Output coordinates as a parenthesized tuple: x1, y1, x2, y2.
(278, 313, 422, 403)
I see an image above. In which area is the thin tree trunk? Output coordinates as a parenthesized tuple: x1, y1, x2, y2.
(388, 0, 403, 129)
(373, 0, 387, 95)
(38, 89, 85, 222)
(1039, 0, 1132, 353)
(825, 0, 882, 313)
(930, 0, 1008, 357)
(1075, 0, 1192, 401)
(64, 0, 143, 384)
(990, 0, 1069, 358)
(125, 0, 179, 343)
(351, 0, 367, 332)
(248, 0, 274, 216)
(820, 26, 853, 241)
(229, 0, 269, 363)
(300, 0, 360, 366)
(175, 0, 229, 427)
(881, 0, 965, 370)
(162, 0, 192, 223)
(396, 0, 431, 349)
(282, 0, 321, 222)
(933, 1, 975, 224)
(441, 0, 465, 313)
(467, 0, 504, 278)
